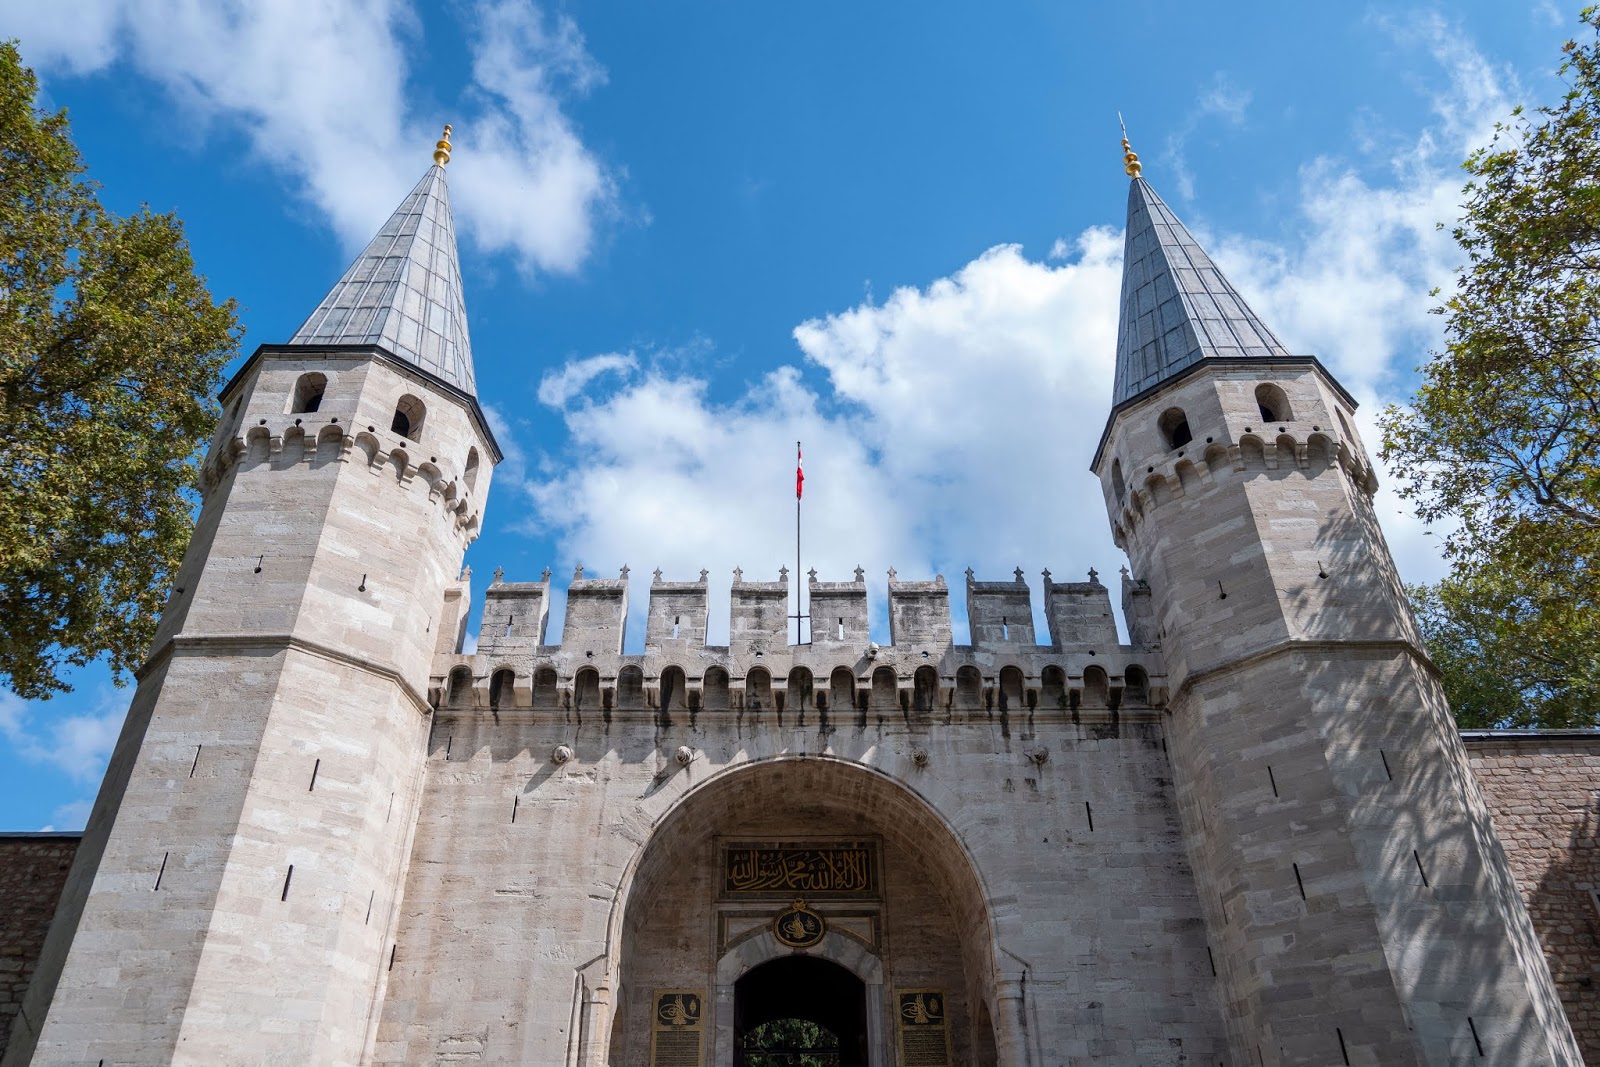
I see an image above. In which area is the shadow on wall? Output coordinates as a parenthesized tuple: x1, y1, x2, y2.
(1524, 792, 1600, 1057)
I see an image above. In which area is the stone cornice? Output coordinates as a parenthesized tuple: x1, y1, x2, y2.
(136, 631, 433, 716)
(1167, 637, 1440, 709)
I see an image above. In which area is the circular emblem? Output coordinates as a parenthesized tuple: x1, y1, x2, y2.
(773, 900, 825, 949)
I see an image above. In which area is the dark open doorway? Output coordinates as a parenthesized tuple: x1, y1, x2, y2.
(734, 955, 868, 1067)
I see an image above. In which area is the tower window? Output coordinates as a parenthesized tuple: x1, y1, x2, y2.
(1111, 458, 1127, 501)
(1158, 407, 1192, 449)
(464, 447, 480, 492)
(392, 394, 425, 441)
(291, 372, 327, 414)
(1255, 382, 1292, 424)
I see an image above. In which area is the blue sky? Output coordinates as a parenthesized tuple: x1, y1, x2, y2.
(0, 1, 1582, 829)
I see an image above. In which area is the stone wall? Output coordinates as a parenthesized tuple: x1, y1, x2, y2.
(0, 835, 78, 1058)
(1464, 732, 1600, 1063)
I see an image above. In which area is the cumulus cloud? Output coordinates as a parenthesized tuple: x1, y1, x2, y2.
(3, 0, 615, 275)
(521, 234, 1126, 644)
(514, 22, 1518, 646)
(537, 352, 638, 408)
(0, 688, 122, 785)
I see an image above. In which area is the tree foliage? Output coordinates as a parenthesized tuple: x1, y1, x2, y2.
(1381, 9, 1600, 727)
(0, 41, 241, 699)
(1410, 575, 1600, 729)
(743, 1018, 839, 1067)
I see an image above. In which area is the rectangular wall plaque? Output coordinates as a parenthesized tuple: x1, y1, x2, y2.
(649, 988, 703, 1067)
(721, 840, 879, 897)
(896, 988, 951, 1067)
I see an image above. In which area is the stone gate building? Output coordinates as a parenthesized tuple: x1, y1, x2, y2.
(1, 133, 1594, 1066)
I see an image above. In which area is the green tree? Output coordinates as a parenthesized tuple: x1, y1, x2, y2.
(1381, 9, 1600, 727)
(0, 41, 241, 699)
(1410, 574, 1600, 729)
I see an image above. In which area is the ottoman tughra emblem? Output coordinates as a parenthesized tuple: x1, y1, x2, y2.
(773, 899, 826, 949)
(656, 991, 701, 1028)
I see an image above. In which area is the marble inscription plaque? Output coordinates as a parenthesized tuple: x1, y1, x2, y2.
(896, 989, 950, 1067)
(650, 989, 703, 1067)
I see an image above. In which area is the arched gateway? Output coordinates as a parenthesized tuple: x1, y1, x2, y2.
(600, 757, 1005, 1066)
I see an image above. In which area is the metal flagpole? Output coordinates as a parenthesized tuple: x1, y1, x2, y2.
(795, 441, 804, 644)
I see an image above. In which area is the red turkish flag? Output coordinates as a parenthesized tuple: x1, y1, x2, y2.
(796, 443, 804, 500)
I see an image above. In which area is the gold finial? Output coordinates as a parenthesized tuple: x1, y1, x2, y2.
(1118, 112, 1141, 179)
(433, 124, 453, 167)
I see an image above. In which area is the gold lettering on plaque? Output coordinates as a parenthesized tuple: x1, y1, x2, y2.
(650, 988, 703, 1067)
(896, 989, 950, 1067)
(723, 842, 878, 896)
(772, 899, 826, 949)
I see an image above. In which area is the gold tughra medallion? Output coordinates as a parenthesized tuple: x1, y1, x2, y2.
(772, 899, 826, 949)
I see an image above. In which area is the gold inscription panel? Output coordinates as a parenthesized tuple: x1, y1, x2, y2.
(721, 840, 879, 897)
(650, 988, 703, 1067)
(896, 989, 950, 1067)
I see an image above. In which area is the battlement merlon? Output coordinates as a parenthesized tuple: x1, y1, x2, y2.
(809, 573, 868, 648)
(475, 573, 552, 659)
(442, 566, 1152, 666)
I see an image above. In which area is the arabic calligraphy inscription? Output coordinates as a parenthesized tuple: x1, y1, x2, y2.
(722, 841, 879, 897)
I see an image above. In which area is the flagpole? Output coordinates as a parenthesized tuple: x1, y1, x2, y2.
(795, 440, 803, 644)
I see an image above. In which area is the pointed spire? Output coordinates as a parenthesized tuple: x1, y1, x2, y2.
(1112, 169, 1290, 406)
(290, 129, 476, 394)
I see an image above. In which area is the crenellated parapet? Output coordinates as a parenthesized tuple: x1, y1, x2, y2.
(429, 566, 1166, 720)
(196, 347, 492, 545)
(1094, 360, 1380, 552)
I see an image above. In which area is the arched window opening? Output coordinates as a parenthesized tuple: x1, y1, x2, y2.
(464, 447, 480, 492)
(1158, 407, 1192, 449)
(1083, 665, 1109, 707)
(447, 666, 472, 708)
(955, 666, 983, 710)
(489, 668, 515, 710)
(574, 667, 600, 711)
(745, 668, 772, 711)
(392, 394, 425, 441)
(703, 667, 730, 711)
(532, 667, 558, 709)
(998, 666, 1024, 712)
(1255, 382, 1292, 424)
(912, 666, 939, 712)
(617, 665, 645, 710)
(829, 667, 855, 713)
(1111, 458, 1127, 501)
(786, 667, 814, 712)
(1124, 665, 1149, 706)
(1040, 665, 1067, 709)
(870, 666, 898, 711)
(660, 666, 688, 712)
(291, 372, 326, 414)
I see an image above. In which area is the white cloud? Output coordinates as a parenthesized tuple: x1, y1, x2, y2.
(522, 232, 1126, 644)
(537, 352, 638, 408)
(0, 688, 123, 785)
(516, 23, 1520, 642)
(3, 0, 615, 275)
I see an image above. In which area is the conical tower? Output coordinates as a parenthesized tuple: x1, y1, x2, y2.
(5, 129, 499, 1067)
(1092, 137, 1580, 1064)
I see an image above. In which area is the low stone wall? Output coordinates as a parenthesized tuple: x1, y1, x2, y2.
(1464, 732, 1600, 1063)
(0, 834, 79, 1058)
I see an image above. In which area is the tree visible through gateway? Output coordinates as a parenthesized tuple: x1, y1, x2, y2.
(742, 1018, 841, 1067)
(734, 956, 866, 1067)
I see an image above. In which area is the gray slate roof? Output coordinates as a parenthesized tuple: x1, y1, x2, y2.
(1112, 178, 1288, 405)
(290, 165, 476, 394)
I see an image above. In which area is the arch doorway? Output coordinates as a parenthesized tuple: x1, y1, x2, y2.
(605, 757, 1002, 1066)
(734, 955, 866, 1067)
